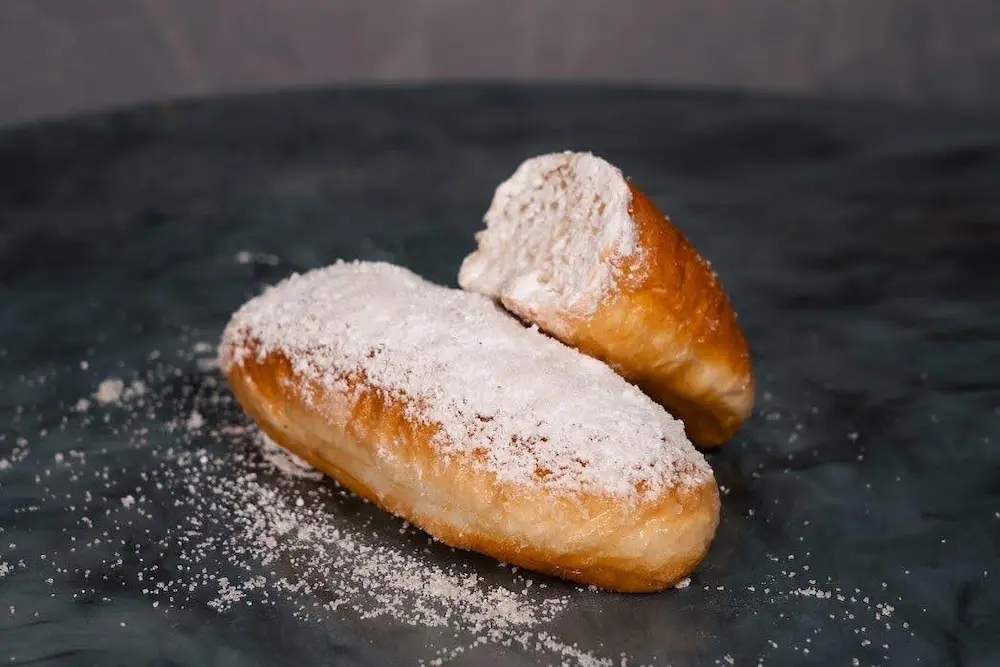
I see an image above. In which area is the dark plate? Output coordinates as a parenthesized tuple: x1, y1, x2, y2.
(0, 85, 998, 667)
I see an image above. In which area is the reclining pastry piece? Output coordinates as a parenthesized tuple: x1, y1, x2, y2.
(459, 151, 755, 447)
(220, 260, 720, 592)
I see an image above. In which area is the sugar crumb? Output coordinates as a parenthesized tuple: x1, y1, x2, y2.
(93, 378, 125, 405)
(185, 410, 205, 432)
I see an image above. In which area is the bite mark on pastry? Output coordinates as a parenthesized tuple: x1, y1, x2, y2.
(459, 151, 755, 447)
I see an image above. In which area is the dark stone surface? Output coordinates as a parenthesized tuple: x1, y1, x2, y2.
(0, 86, 998, 666)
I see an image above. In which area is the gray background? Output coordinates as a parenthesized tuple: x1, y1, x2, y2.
(1, 0, 1000, 127)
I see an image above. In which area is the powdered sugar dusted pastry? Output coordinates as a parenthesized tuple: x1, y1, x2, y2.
(220, 261, 720, 592)
(459, 151, 754, 447)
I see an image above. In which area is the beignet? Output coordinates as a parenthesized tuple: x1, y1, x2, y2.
(220, 260, 720, 592)
(459, 151, 755, 446)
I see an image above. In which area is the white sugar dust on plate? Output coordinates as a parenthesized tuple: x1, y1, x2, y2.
(0, 337, 627, 666)
(0, 336, 921, 667)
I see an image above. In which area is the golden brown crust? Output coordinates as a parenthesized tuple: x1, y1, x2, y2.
(224, 339, 721, 593)
(499, 182, 755, 447)
(590, 183, 754, 446)
(458, 152, 755, 447)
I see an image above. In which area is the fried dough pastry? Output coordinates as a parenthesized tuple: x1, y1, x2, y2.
(459, 151, 755, 446)
(220, 260, 720, 592)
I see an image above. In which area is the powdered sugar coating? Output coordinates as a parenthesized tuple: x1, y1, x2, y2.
(459, 151, 644, 320)
(220, 261, 711, 498)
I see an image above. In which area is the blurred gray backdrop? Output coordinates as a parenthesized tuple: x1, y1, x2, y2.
(1, 0, 999, 126)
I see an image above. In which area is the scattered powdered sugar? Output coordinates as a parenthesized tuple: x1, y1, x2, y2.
(192, 341, 215, 355)
(185, 409, 205, 431)
(204, 468, 571, 637)
(195, 357, 220, 372)
(2, 436, 31, 471)
(235, 250, 280, 266)
(459, 151, 644, 320)
(220, 260, 709, 499)
(0, 336, 921, 666)
(0, 340, 626, 665)
(92, 378, 147, 406)
(191, 340, 221, 372)
(93, 378, 126, 405)
(256, 431, 323, 480)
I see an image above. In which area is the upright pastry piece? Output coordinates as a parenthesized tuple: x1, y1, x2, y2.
(221, 260, 720, 592)
(459, 151, 754, 447)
